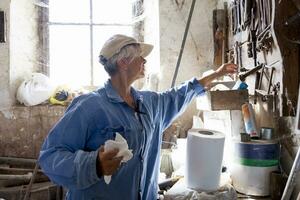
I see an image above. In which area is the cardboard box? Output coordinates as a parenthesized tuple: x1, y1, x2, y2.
(196, 89, 249, 110)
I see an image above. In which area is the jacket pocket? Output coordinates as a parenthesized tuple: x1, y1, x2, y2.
(84, 126, 128, 151)
(100, 126, 128, 140)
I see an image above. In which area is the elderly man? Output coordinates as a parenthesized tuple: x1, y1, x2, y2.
(39, 34, 237, 200)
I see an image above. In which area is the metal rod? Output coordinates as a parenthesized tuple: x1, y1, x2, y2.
(281, 147, 300, 200)
(171, 0, 196, 87)
(23, 162, 39, 200)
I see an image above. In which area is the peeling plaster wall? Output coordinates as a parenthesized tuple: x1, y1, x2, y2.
(0, 0, 11, 110)
(0, 0, 51, 158)
(158, 0, 218, 133)
(9, 0, 39, 106)
(140, 0, 160, 91)
(0, 0, 38, 110)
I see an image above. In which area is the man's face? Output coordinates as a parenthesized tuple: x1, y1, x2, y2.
(127, 55, 146, 80)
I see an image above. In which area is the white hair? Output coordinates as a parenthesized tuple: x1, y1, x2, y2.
(99, 44, 141, 76)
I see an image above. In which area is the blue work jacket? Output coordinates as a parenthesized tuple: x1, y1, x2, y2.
(39, 78, 205, 200)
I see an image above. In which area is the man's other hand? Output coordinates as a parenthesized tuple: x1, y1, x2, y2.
(97, 146, 123, 176)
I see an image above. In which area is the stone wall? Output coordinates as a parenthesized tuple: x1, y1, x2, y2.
(0, 105, 65, 158)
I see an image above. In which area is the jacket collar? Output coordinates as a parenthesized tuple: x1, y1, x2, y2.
(103, 79, 143, 103)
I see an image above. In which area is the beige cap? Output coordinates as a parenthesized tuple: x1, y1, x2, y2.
(99, 34, 153, 60)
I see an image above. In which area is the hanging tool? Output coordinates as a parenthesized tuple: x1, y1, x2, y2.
(255, 66, 275, 102)
(257, 25, 273, 52)
(233, 41, 244, 70)
(171, 0, 196, 87)
(247, 29, 258, 66)
(236, 0, 242, 32)
(254, 60, 279, 102)
(248, 6, 260, 103)
(231, 2, 238, 34)
(267, 67, 275, 95)
(257, 63, 265, 90)
(273, 82, 280, 113)
(242, 0, 252, 30)
(239, 64, 263, 82)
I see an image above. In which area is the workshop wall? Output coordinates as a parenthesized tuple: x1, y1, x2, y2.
(158, 0, 219, 134)
(0, 0, 39, 110)
(0, 0, 46, 158)
(0, 105, 65, 158)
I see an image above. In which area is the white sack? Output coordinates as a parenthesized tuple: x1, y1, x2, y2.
(16, 73, 55, 106)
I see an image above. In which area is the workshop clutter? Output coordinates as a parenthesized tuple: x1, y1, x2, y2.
(49, 85, 74, 106)
(230, 0, 274, 66)
(16, 73, 89, 106)
(228, 0, 280, 106)
(231, 0, 272, 38)
(0, 157, 63, 200)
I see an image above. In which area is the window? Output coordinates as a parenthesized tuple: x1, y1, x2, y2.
(48, 0, 134, 87)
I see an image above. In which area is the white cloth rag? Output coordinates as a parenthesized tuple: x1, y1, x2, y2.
(103, 133, 133, 184)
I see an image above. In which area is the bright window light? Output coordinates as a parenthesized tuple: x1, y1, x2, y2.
(92, 0, 133, 24)
(48, 0, 133, 88)
(49, 0, 90, 23)
(49, 25, 91, 88)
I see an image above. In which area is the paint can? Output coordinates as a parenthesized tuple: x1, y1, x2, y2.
(241, 103, 259, 138)
(231, 140, 279, 196)
(260, 127, 274, 140)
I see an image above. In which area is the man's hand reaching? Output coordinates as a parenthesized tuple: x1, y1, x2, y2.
(216, 63, 238, 77)
(198, 63, 237, 87)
